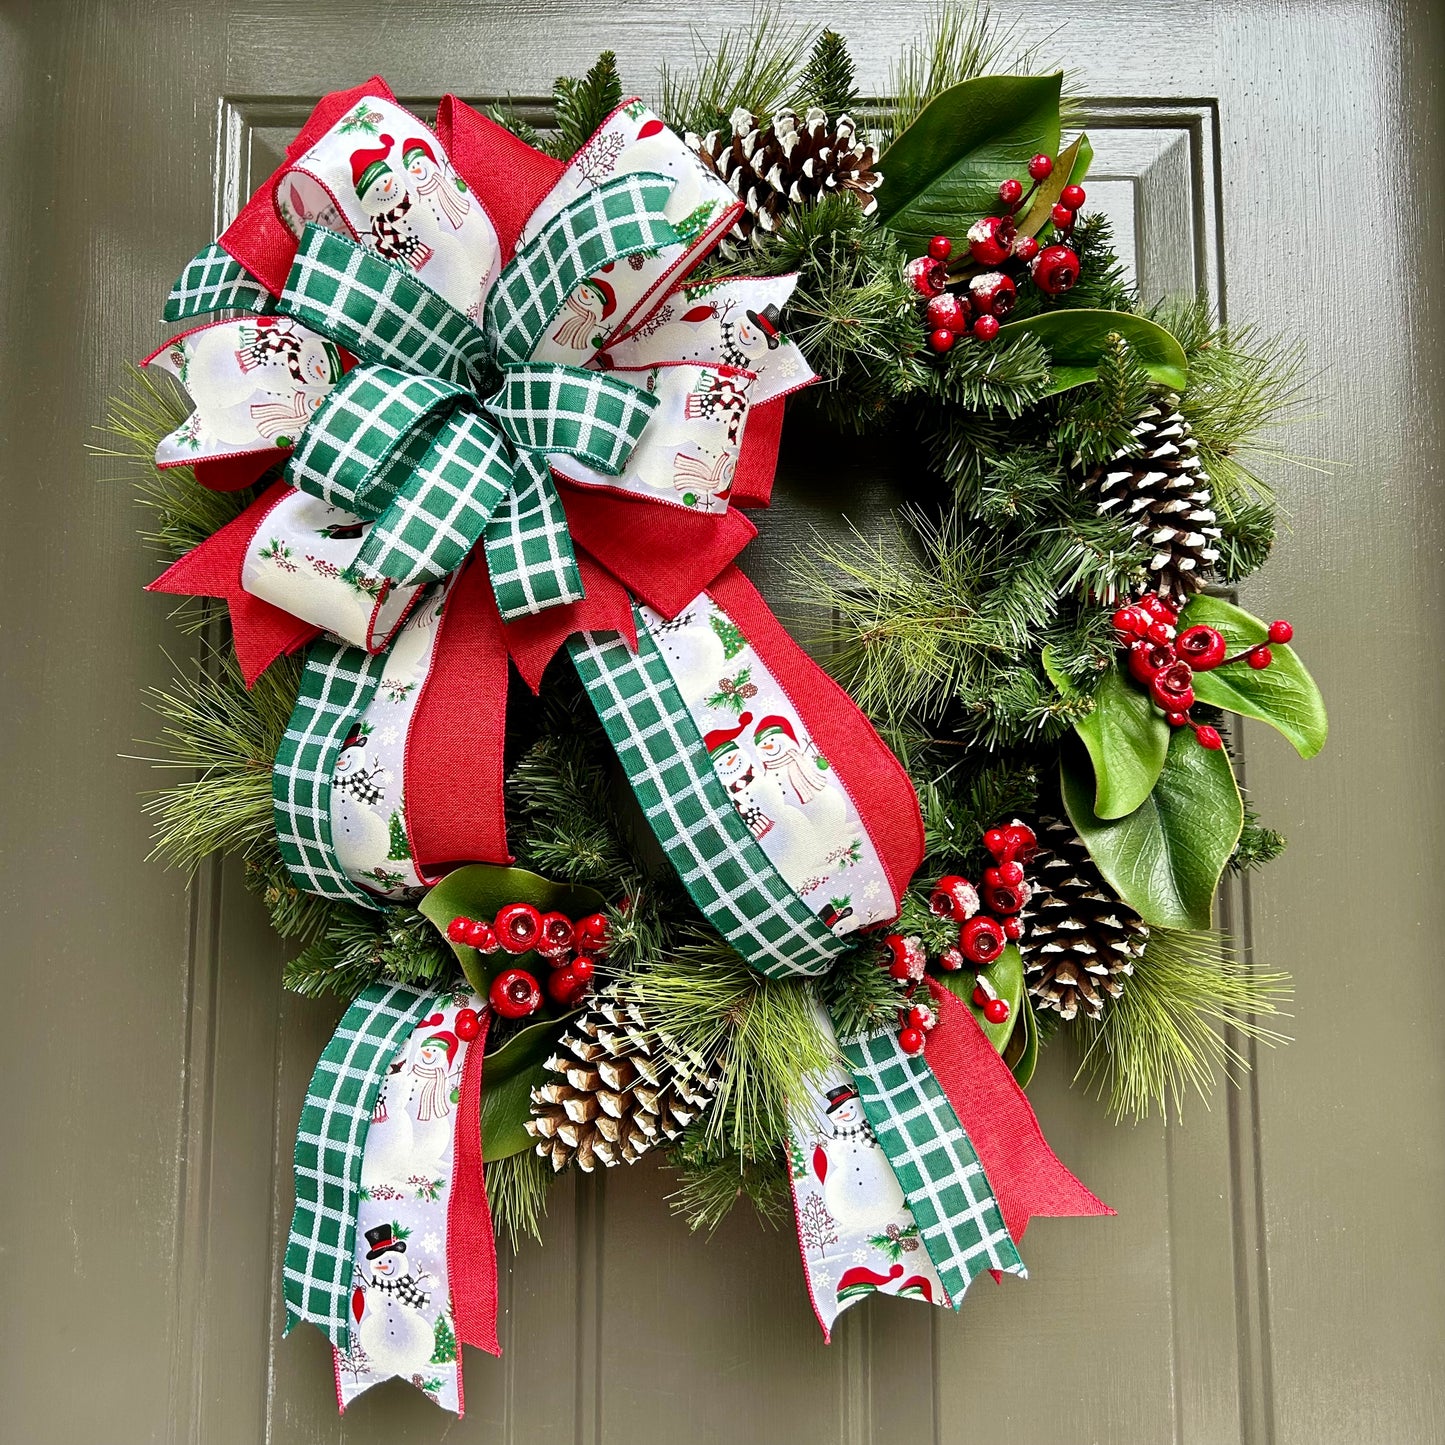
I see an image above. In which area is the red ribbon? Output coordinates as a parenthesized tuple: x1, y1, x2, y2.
(924, 978, 1114, 1250)
(447, 1006, 501, 1356)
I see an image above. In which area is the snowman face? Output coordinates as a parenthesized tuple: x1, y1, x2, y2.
(405, 152, 436, 183)
(733, 316, 768, 359)
(370, 1249, 407, 1280)
(828, 1096, 862, 1129)
(297, 337, 338, 389)
(415, 1041, 445, 1068)
(711, 744, 750, 785)
(334, 741, 371, 781)
(754, 728, 794, 763)
(361, 169, 403, 211)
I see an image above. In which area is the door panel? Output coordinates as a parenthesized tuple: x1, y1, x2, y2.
(4, 3, 1439, 1443)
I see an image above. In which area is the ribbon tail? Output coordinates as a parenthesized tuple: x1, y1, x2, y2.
(448, 1008, 501, 1357)
(146, 480, 319, 685)
(503, 551, 636, 693)
(925, 979, 1114, 1251)
(484, 454, 585, 620)
(729, 394, 786, 509)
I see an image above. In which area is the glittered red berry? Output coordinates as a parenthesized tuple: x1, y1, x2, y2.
(938, 945, 967, 972)
(1150, 660, 1196, 712)
(446, 916, 474, 943)
(569, 954, 596, 985)
(1268, 620, 1294, 645)
(1050, 203, 1076, 229)
(898, 1027, 926, 1056)
(929, 874, 980, 922)
(546, 965, 579, 1007)
(538, 911, 575, 959)
(494, 901, 543, 953)
(454, 1007, 482, 1042)
(884, 933, 927, 982)
(972, 983, 991, 1007)
(983, 997, 1011, 1025)
(960, 916, 1006, 965)
(1012, 234, 1039, 263)
(490, 967, 542, 1019)
(574, 913, 610, 955)
(982, 878, 1030, 916)
(1000, 821, 1038, 860)
(1146, 620, 1176, 646)
(927, 234, 953, 262)
(1060, 183, 1086, 210)
(1195, 725, 1224, 750)
(987, 860, 1025, 890)
(1030, 243, 1081, 296)
(966, 215, 1015, 267)
(925, 292, 969, 334)
(1112, 605, 1150, 640)
(1248, 646, 1274, 670)
(928, 326, 956, 354)
(908, 1003, 938, 1032)
(972, 314, 1001, 341)
(983, 827, 1008, 859)
(1138, 594, 1179, 626)
(1127, 638, 1175, 686)
(463, 918, 499, 952)
(906, 255, 946, 298)
(1166, 710, 1189, 727)
(1027, 153, 1054, 181)
(969, 270, 1017, 318)
(1001, 915, 1022, 942)
(1177, 624, 1227, 670)
(998, 177, 1024, 207)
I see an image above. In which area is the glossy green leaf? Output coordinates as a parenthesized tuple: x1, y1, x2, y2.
(1076, 663, 1171, 819)
(1001, 309, 1189, 394)
(1015, 133, 1092, 239)
(1179, 595, 1329, 759)
(480, 1061, 547, 1162)
(1061, 732, 1243, 931)
(875, 73, 1063, 253)
(419, 864, 606, 998)
(1003, 988, 1039, 1088)
(937, 943, 1023, 1054)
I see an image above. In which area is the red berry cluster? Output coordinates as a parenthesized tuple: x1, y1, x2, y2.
(907, 153, 1086, 354)
(879, 822, 1038, 1057)
(446, 903, 610, 1018)
(1113, 594, 1295, 747)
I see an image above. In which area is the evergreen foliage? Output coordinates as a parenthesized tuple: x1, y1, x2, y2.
(550, 51, 624, 159)
(796, 29, 859, 115)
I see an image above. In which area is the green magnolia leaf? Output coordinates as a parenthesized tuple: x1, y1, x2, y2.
(1015, 133, 1092, 239)
(1001, 309, 1189, 394)
(1062, 733, 1243, 930)
(418, 863, 606, 999)
(1074, 663, 1170, 819)
(938, 943, 1023, 1054)
(875, 73, 1063, 253)
(1179, 595, 1328, 759)
(1003, 988, 1039, 1088)
(480, 1062, 546, 1162)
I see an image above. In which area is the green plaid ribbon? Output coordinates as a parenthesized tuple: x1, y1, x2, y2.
(163, 241, 276, 320)
(569, 610, 845, 978)
(485, 172, 678, 363)
(273, 639, 391, 906)
(485, 452, 587, 618)
(840, 1027, 1027, 1302)
(283, 982, 441, 1348)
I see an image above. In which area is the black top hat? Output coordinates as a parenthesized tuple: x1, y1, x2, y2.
(824, 1083, 859, 1111)
(364, 1223, 406, 1259)
(745, 303, 783, 349)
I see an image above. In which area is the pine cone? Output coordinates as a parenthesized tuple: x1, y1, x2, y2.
(1019, 817, 1148, 1021)
(1091, 394, 1221, 602)
(526, 983, 721, 1172)
(689, 106, 882, 256)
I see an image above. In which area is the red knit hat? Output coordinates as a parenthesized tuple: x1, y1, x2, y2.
(350, 135, 395, 197)
(703, 711, 752, 755)
(401, 135, 437, 168)
(753, 714, 798, 745)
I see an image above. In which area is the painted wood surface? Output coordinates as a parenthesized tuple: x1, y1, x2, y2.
(1, 2, 1441, 1441)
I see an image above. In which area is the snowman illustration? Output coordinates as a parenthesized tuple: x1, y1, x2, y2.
(703, 713, 773, 841)
(407, 1019, 459, 1171)
(349, 135, 434, 272)
(331, 723, 395, 881)
(717, 300, 784, 369)
(550, 276, 617, 351)
(362, 1049, 416, 1186)
(402, 134, 470, 230)
(671, 445, 735, 508)
(352, 1224, 436, 1379)
(812, 1084, 905, 1233)
(752, 714, 828, 805)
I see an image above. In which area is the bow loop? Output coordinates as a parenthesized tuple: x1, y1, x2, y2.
(488, 362, 658, 474)
(484, 172, 679, 365)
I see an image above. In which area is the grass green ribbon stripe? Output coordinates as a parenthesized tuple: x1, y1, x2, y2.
(284, 982, 443, 1349)
(569, 610, 844, 978)
(486, 172, 679, 364)
(488, 361, 658, 474)
(163, 241, 276, 321)
(273, 638, 391, 907)
(280, 224, 493, 388)
(839, 1026, 1027, 1304)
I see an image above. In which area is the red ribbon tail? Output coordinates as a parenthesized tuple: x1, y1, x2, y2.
(146, 481, 318, 685)
(502, 552, 637, 693)
(448, 1008, 501, 1357)
(729, 395, 785, 509)
(925, 979, 1114, 1250)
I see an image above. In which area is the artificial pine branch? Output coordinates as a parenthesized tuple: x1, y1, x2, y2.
(1214, 499, 1277, 583)
(666, 1129, 791, 1235)
(921, 331, 1053, 419)
(658, 5, 818, 138)
(795, 29, 859, 115)
(1230, 797, 1288, 874)
(487, 1149, 552, 1249)
(282, 906, 454, 999)
(482, 102, 545, 149)
(550, 51, 624, 159)
(1072, 927, 1290, 1122)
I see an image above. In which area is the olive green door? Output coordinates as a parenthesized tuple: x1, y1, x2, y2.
(4, 1, 1440, 1441)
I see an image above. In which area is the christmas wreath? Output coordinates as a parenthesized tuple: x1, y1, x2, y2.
(109, 7, 1324, 1414)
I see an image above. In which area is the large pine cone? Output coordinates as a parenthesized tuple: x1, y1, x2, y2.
(526, 983, 721, 1172)
(1091, 394, 1221, 602)
(1019, 817, 1149, 1021)
(689, 106, 882, 256)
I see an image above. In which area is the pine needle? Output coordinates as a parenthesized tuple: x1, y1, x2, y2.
(488, 1149, 552, 1248)
(551, 50, 624, 159)
(1072, 928, 1291, 1122)
(666, 1130, 791, 1235)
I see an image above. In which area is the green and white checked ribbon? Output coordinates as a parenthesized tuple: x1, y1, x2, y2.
(162, 241, 276, 321)
(283, 982, 442, 1349)
(569, 611, 845, 978)
(840, 1027, 1027, 1302)
(273, 640, 391, 906)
